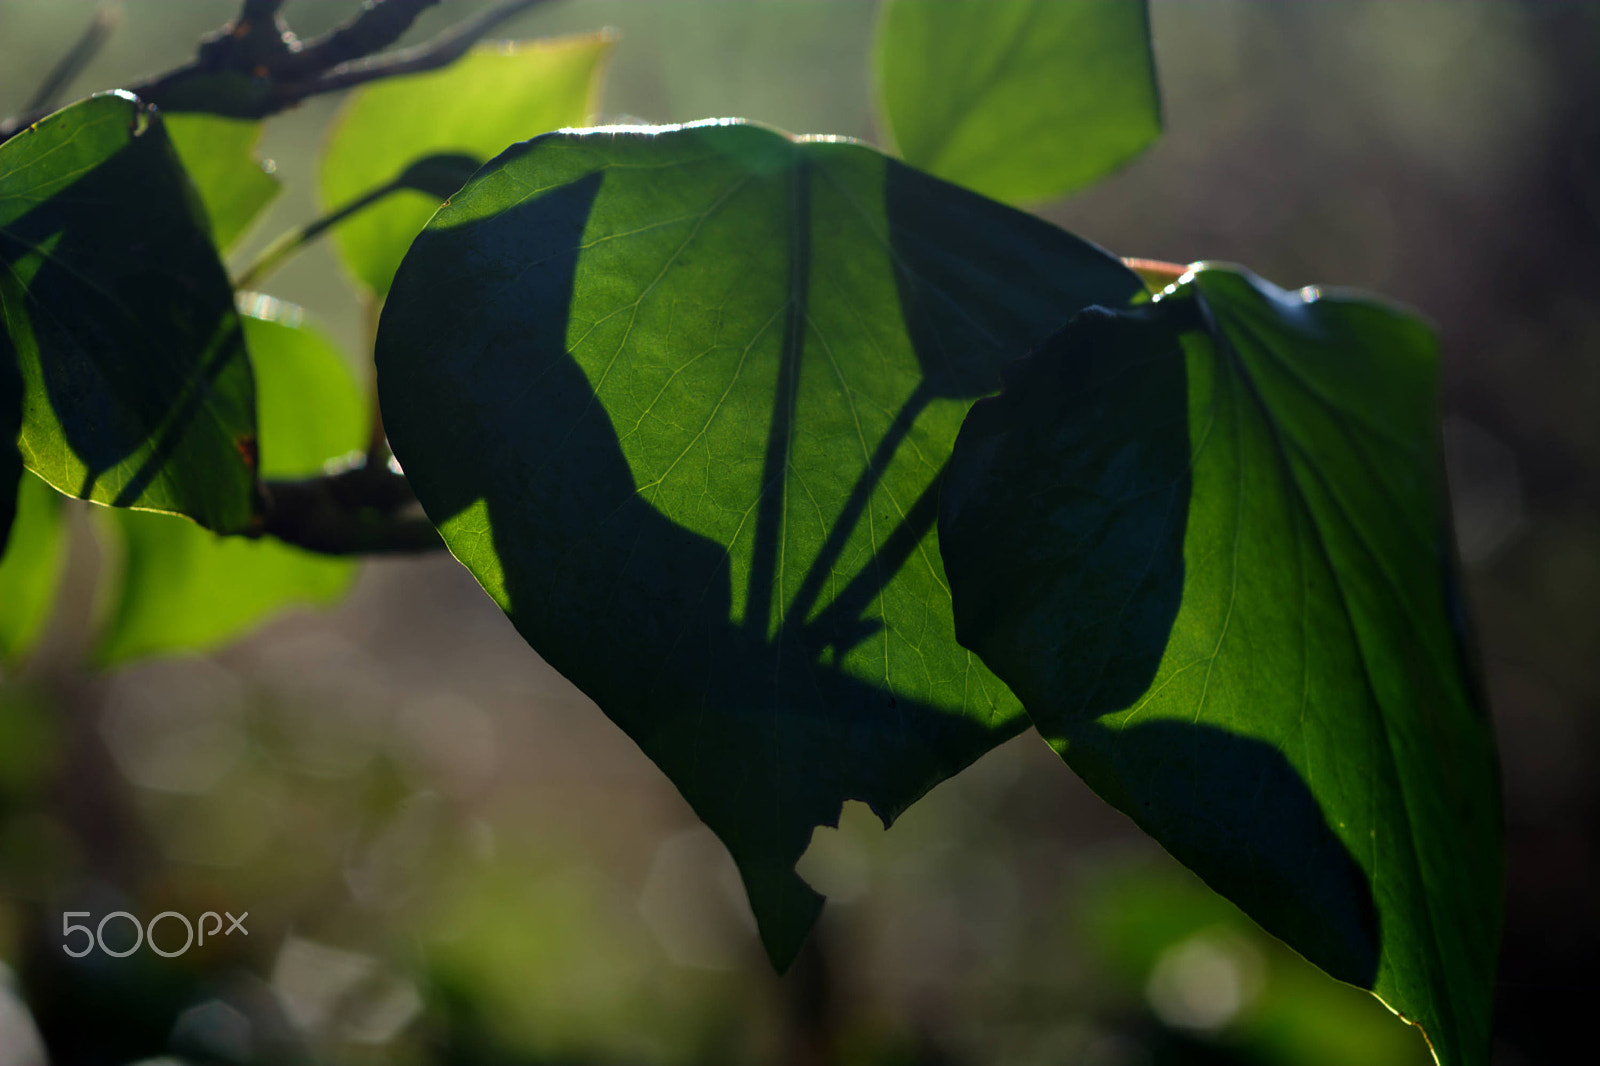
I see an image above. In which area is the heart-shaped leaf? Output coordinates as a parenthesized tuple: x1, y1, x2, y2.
(875, 0, 1161, 204)
(0, 93, 257, 532)
(377, 121, 1142, 966)
(939, 264, 1500, 1066)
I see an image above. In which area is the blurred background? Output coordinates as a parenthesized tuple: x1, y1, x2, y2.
(0, 2, 1595, 1064)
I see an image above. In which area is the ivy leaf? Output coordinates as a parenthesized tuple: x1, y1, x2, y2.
(97, 298, 366, 666)
(164, 113, 280, 253)
(874, 0, 1161, 205)
(376, 121, 1142, 967)
(939, 264, 1499, 1066)
(319, 34, 613, 297)
(0, 94, 258, 532)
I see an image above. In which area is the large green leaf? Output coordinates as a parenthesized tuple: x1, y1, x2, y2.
(874, 0, 1161, 205)
(0, 474, 66, 663)
(0, 93, 258, 532)
(319, 34, 613, 297)
(97, 297, 365, 665)
(376, 121, 1143, 966)
(938, 264, 1500, 1066)
(164, 113, 281, 253)
(1, 288, 18, 555)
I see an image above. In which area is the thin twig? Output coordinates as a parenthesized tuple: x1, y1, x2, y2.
(274, 0, 443, 82)
(23, 2, 123, 114)
(232, 151, 479, 289)
(233, 182, 397, 290)
(296, 0, 553, 98)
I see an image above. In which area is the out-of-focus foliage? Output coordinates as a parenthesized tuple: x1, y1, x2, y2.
(0, 476, 64, 664)
(97, 300, 365, 666)
(319, 34, 613, 296)
(1080, 862, 1433, 1066)
(875, 0, 1161, 204)
(164, 113, 280, 253)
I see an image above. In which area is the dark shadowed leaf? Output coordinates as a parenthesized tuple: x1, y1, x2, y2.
(320, 35, 613, 296)
(98, 297, 365, 665)
(0, 475, 65, 663)
(377, 121, 1142, 966)
(165, 113, 280, 253)
(0, 94, 257, 532)
(874, 0, 1160, 205)
(939, 263, 1499, 1066)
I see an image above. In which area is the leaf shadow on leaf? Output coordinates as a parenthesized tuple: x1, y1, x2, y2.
(0, 114, 251, 524)
(1073, 718, 1381, 989)
(392, 155, 1056, 968)
(942, 302, 1380, 991)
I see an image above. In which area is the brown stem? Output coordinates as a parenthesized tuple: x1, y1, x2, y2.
(258, 460, 441, 555)
(1123, 257, 1191, 292)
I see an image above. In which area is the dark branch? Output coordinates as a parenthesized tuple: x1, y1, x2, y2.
(258, 460, 443, 555)
(275, 0, 442, 82)
(193, 0, 297, 77)
(0, 0, 557, 141)
(286, 0, 554, 99)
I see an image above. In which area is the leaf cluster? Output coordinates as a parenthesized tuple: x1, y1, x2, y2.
(0, 4, 1500, 1064)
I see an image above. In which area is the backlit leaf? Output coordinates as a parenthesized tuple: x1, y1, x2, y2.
(939, 264, 1499, 1066)
(376, 121, 1143, 967)
(875, 0, 1160, 204)
(0, 94, 257, 532)
(165, 112, 280, 253)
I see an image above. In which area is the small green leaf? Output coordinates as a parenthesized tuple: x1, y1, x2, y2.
(97, 298, 366, 666)
(939, 264, 1499, 1066)
(0, 474, 67, 663)
(377, 121, 1142, 967)
(874, 0, 1161, 205)
(164, 112, 281, 253)
(0, 94, 258, 532)
(319, 34, 613, 297)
